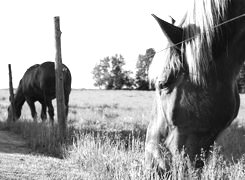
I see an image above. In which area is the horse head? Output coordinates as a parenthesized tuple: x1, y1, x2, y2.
(7, 83, 24, 122)
(7, 95, 21, 122)
(146, 0, 245, 172)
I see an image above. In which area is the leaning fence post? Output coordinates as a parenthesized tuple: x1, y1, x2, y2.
(8, 64, 15, 123)
(54, 16, 66, 141)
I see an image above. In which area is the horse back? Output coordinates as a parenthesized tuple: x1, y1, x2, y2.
(20, 64, 40, 96)
(20, 61, 71, 100)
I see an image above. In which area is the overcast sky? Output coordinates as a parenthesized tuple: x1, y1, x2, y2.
(0, 0, 187, 89)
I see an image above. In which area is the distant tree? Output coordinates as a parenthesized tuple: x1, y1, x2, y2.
(110, 55, 126, 89)
(92, 57, 111, 89)
(92, 54, 134, 89)
(123, 70, 135, 89)
(135, 48, 156, 90)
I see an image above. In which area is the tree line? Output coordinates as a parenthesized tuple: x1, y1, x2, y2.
(92, 48, 156, 90)
(92, 48, 245, 92)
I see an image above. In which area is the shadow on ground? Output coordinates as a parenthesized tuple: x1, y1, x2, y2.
(1, 119, 245, 163)
(73, 121, 245, 162)
(0, 129, 32, 155)
(70, 127, 147, 150)
(0, 120, 147, 157)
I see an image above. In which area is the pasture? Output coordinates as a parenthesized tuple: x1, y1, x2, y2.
(0, 89, 245, 179)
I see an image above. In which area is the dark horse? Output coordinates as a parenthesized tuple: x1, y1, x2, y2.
(7, 61, 72, 124)
(145, 0, 245, 170)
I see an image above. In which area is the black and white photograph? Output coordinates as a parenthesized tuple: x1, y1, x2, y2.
(0, 0, 245, 179)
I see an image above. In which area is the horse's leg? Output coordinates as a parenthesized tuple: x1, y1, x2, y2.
(47, 100, 54, 125)
(26, 99, 37, 122)
(40, 101, 47, 122)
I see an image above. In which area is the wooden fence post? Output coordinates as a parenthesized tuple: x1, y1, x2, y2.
(8, 64, 15, 123)
(54, 16, 66, 141)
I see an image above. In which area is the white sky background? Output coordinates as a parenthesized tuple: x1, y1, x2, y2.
(0, 0, 187, 89)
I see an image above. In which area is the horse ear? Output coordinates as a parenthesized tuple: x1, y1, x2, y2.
(9, 94, 14, 102)
(152, 14, 183, 46)
(169, 16, 176, 25)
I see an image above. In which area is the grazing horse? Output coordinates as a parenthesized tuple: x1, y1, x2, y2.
(145, 0, 245, 170)
(7, 61, 72, 124)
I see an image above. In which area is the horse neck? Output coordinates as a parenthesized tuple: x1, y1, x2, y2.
(225, 28, 245, 82)
(211, 5, 245, 83)
(228, 1, 245, 74)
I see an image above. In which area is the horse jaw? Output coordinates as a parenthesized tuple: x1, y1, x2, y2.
(152, 14, 183, 46)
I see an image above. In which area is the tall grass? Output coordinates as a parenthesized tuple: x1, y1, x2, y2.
(67, 132, 245, 179)
(1, 121, 245, 179)
(0, 121, 66, 157)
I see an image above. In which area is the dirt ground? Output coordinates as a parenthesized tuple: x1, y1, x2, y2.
(0, 130, 31, 154)
(0, 130, 87, 179)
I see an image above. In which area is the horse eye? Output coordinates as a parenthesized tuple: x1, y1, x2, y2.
(158, 81, 166, 90)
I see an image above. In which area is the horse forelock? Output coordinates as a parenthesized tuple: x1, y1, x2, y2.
(150, 0, 230, 86)
(149, 46, 183, 85)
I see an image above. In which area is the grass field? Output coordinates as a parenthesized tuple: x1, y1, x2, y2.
(0, 89, 245, 179)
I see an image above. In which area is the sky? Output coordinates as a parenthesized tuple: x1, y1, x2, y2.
(0, 0, 187, 89)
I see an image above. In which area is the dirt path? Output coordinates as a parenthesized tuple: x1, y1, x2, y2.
(0, 130, 88, 179)
(0, 130, 31, 154)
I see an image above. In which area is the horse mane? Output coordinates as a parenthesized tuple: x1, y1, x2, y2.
(26, 64, 40, 73)
(150, 0, 230, 85)
(183, 0, 229, 85)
